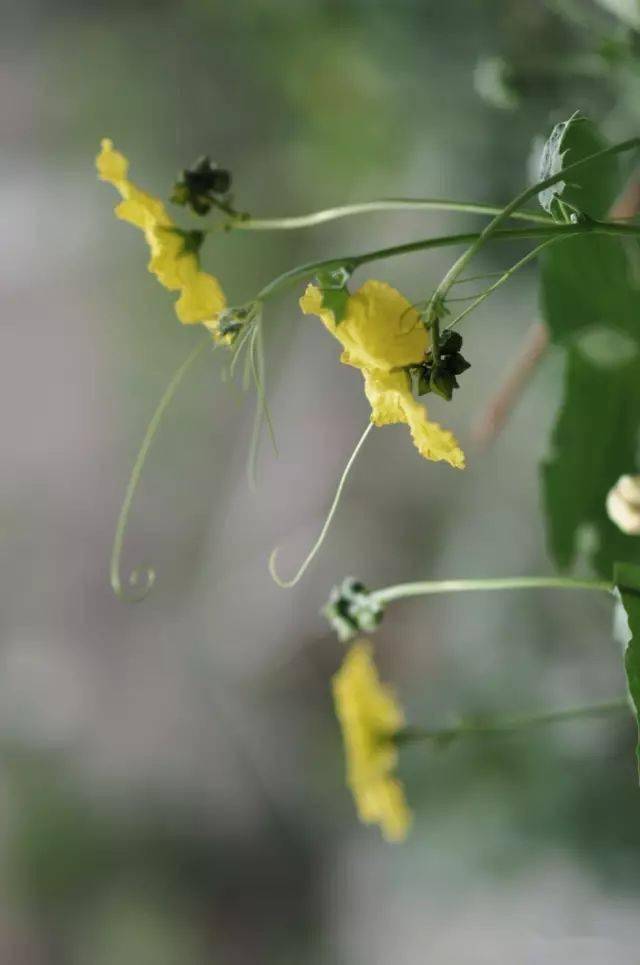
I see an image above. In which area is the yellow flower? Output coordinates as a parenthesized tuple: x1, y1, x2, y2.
(96, 138, 226, 325)
(332, 640, 412, 842)
(300, 280, 465, 468)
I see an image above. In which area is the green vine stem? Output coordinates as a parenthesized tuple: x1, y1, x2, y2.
(395, 698, 629, 747)
(372, 575, 613, 607)
(256, 218, 640, 304)
(426, 136, 640, 319)
(110, 336, 212, 602)
(223, 198, 553, 231)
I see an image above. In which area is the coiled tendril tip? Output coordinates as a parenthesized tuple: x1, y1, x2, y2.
(268, 547, 297, 588)
(110, 337, 209, 604)
(111, 564, 156, 603)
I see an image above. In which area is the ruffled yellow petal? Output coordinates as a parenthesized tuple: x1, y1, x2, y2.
(333, 640, 412, 842)
(301, 278, 465, 468)
(364, 370, 465, 469)
(300, 280, 428, 372)
(96, 138, 226, 325)
(175, 263, 227, 324)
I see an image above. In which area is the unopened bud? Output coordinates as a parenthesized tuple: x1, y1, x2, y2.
(322, 577, 384, 642)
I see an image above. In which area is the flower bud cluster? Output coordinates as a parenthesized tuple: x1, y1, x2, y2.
(323, 577, 384, 642)
(171, 156, 233, 216)
(410, 329, 470, 402)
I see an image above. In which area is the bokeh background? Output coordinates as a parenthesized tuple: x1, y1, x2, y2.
(4, 1, 640, 961)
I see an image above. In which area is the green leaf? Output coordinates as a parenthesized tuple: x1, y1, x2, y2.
(613, 561, 640, 773)
(542, 349, 640, 575)
(540, 115, 640, 577)
(540, 234, 640, 344)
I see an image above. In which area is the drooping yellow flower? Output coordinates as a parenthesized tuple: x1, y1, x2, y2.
(300, 280, 465, 468)
(96, 138, 226, 325)
(332, 640, 412, 842)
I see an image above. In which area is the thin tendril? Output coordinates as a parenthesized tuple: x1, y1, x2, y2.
(247, 320, 277, 491)
(110, 336, 211, 602)
(228, 321, 256, 379)
(268, 422, 374, 588)
(242, 325, 255, 391)
(445, 237, 561, 331)
(426, 136, 640, 321)
(451, 271, 506, 284)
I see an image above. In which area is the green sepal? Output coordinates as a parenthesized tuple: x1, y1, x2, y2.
(430, 365, 458, 401)
(316, 266, 352, 324)
(613, 562, 640, 775)
(444, 353, 470, 376)
(165, 228, 206, 258)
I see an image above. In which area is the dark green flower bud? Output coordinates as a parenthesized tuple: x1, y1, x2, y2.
(417, 366, 433, 396)
(439, 330, 463, 356)
(171, 156, 233, 216)
(430, 365, 459, 401)
(444, 352, 471, 376)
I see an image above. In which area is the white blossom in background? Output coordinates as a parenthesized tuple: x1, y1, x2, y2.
(606, 474, 640, 535)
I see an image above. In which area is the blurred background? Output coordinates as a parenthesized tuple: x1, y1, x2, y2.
(4, 0, 640, 961)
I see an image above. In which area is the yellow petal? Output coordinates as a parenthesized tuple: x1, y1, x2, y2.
(332, 641, 412, 842)
(97, 139, 227, 327)
(175, 266, 227, 324)
(364, 370, 465, 469)
(147, 226, 187, 289)
(96, 138, 129, 185)
(358, 777, 412, 842)
(115, 189, 170, 231)
(300, 279, 428, 372)
(362, 369, 409, 425)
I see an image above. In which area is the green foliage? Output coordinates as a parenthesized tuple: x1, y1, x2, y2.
(614, 562, 640, 772)
(540, 116, 640, 577)
(543, 352, 640, 573)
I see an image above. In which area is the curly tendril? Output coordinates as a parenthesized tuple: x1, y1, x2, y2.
(268, 422, 374, 588)
(110, 336, 212, 602)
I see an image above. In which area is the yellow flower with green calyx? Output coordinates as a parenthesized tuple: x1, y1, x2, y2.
(300, 280, 465, 468)
(332, 640, 412, 842)
(96, 138, 226, 326)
